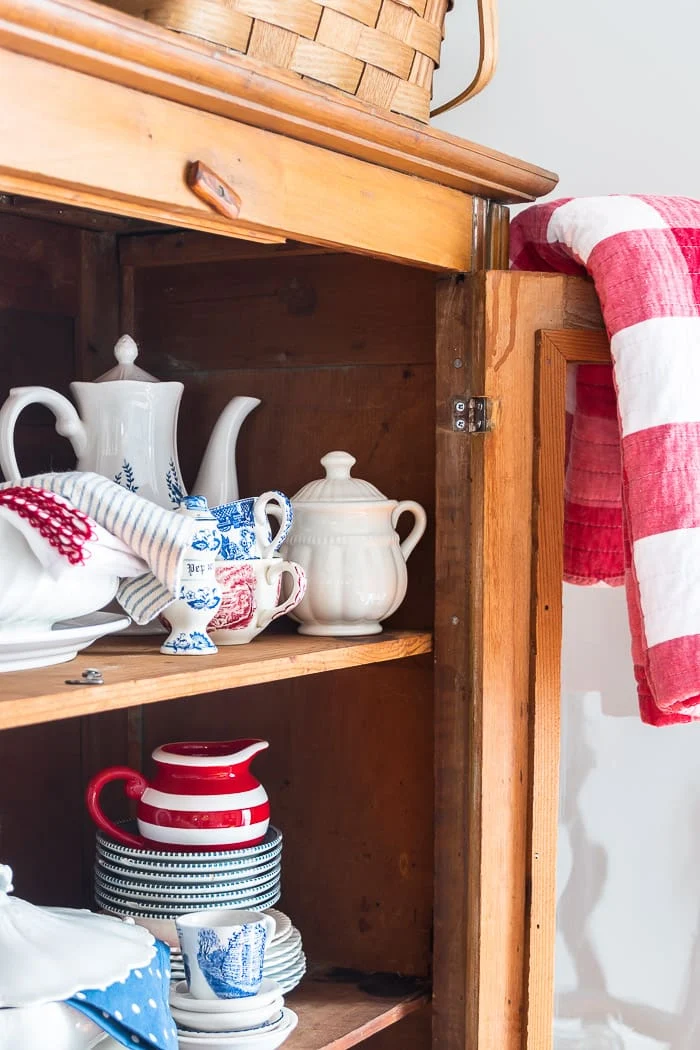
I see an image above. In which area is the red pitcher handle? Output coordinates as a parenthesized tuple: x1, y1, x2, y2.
(86, 766, 149, 849)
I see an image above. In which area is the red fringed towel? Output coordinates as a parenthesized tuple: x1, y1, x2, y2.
(511, 196, 700, 726)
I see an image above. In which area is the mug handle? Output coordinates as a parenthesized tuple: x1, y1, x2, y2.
(262, 913, 277, 952)
(253, 491, 293, 559)
(257, 560, 307, 630)
(392, 500, 427, 561)
(85, 766, 149, 849)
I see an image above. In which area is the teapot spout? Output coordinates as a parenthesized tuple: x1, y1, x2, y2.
(193, 396, 261, 508)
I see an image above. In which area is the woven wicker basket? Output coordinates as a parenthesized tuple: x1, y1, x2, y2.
(107, 0, 496, 123)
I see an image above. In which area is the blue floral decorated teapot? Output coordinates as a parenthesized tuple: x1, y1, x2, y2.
(0, 335, 260, 509)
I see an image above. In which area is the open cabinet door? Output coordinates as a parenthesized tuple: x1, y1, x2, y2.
(432, 272, 604, 1050)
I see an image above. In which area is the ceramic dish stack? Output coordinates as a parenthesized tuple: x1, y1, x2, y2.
(261, 908, 306, 994)
(93, 823, 283, 946)
(169, 979, 298, 1050)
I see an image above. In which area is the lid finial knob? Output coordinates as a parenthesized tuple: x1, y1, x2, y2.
(114, 334, 139, 366)
(321, 451, 356, 480)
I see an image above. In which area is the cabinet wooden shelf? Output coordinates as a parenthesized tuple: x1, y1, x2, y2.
(285, 976, 429, 1050)
(0, 631, 432, 730)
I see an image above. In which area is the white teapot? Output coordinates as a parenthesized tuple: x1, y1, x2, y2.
(0, 335, 259, 509)
(281, 451, 426, 635)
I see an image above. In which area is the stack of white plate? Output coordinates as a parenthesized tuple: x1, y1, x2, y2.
(93, 824, 283, 923)
(169, 979, 298, 1050)
(262, 909, 306, 994)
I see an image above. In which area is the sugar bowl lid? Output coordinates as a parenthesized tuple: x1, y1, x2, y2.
(0, 864, 157, 1007)
(94, 334, 160, 383)
(292, 451, 387, 503)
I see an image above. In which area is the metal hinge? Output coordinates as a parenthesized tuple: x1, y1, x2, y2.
(452, 396, 493, 433)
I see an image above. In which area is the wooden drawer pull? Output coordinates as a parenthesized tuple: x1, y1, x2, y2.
(187, 161, 242, 220)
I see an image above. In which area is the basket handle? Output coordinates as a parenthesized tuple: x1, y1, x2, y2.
(430, 0, 498, 117)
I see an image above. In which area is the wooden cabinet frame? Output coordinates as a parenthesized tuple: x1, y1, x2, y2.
(0, 9, 608, 1049)
(434, 274, 604, 1050)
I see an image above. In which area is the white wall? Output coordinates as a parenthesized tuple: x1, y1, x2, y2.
(432, 4, 700, 1047)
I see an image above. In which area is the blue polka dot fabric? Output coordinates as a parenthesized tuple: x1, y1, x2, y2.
(67, 939, 177, 1049)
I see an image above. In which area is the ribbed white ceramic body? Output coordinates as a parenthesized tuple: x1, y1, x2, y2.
(281, 502, 410, 635)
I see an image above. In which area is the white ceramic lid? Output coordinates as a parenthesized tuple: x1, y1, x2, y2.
(292, 452, 387, 503)
(0, 864, 157, 1007)
(93, 334, 160, 383)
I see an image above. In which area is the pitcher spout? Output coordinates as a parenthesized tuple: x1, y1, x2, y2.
(193, 396, 261, 508)
(227, 739, 270, 765)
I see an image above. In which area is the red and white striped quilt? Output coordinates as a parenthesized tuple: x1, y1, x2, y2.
(511, 196, 700, 726)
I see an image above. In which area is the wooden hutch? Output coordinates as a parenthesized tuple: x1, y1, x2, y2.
(0, 4, 603, 1048)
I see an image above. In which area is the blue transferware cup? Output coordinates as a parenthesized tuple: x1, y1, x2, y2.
(176, 908, 277, 1000)
(212, 491, 293, 561)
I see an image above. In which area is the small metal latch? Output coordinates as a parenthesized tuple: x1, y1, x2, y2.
(65, 668, 104, 687)
(452, 396, 493, 433)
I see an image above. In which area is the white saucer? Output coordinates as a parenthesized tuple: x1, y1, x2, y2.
(175, 1007, 298, 1050)
(264, 910, 292, 943)
(171, 980, 283, 1013)
(0, 612, 130, 672)
(267, 958, 306, 995)
(171, 1006, 284, 1034)
(265, 930, 301, 961)
(265, 954, 306, 980)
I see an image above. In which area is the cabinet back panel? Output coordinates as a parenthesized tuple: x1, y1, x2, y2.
(132, 247, 436, 977)
(141, 659, 434, 977)
(131, 251, 436, 629)
(133, 254, 435, 371)
(0, 225, 436, 991)
(0, 214, 129, 904)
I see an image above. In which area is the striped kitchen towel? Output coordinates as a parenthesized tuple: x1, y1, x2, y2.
(511, 195, 700, 726)
(0, 472, 195, 624)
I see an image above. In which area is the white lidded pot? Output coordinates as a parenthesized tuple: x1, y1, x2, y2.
(280, 451, 426, 636)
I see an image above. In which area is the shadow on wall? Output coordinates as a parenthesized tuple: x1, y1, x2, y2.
(555, 585, 700, 1050)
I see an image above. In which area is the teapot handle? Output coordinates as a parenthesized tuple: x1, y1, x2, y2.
(85, 766, 149, 849)
(0, 387, 88, 481)
(392, 501, 427, 562)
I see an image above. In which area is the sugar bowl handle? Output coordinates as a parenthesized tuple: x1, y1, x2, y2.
(86, 766, 148, 848)
(392, 500, 427, 561)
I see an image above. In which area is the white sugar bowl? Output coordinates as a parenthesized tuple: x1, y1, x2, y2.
(281, 451, 426, 636)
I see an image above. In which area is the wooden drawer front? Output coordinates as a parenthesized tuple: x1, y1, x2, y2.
(0, 48, 472, 270)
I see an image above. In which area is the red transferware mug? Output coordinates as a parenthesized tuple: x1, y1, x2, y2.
(86, 739, 270, 851)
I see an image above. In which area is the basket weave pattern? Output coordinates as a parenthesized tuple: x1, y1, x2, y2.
(111, 0, 450, 121)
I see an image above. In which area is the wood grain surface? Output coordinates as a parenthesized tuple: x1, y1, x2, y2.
(434, 272, 602, 1050)
(526, 325, 609, 1050)
(0, 0, 557, 202)
(0, 48, 472, 269)
(0, 632, 432, 730)
(285, 976, 429, 1050)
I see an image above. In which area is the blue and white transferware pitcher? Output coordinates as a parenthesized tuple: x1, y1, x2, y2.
(0, 335, 260, 510)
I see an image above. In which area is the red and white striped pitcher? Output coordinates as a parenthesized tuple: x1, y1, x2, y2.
(86, 739, 270, 851)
